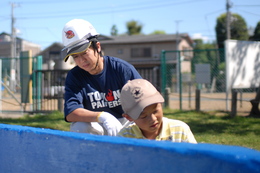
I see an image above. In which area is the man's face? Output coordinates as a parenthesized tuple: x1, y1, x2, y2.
(72, 42, 101, 74)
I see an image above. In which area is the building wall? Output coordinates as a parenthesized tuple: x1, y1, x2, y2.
(179, 39, 194, 61)
(22, 40, 41, 57)
(0, 42, 12, 57)
(101, 41, 177, 62)
(181, 61, 191, 73)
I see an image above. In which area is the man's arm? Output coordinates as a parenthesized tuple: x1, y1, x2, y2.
(66, 108, 99, 122)
(66, 108, 123, 136)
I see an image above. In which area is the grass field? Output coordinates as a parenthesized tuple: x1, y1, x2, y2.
(164, 109, 260, 151)
(0, 110, 259, 151)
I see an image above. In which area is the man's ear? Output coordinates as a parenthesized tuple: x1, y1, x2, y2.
(122, 113, 134, 121)
(96, 42, 101, 52)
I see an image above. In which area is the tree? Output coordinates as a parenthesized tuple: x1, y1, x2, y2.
(110, 25, 118, 36)
(192, 39, 210, 69)
(192, 39, 217, 73)
(149, 30, 166, 35)
(251, 21, 260, 41)
(215, 13, 248, 50)
(191, 39, 226, 91)
(126, 20, 142, 35)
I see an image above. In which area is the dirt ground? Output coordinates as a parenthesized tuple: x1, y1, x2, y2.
(0, 93, 34, 118)
(168, 92, 256, 116)
(0, 92, 257, 118)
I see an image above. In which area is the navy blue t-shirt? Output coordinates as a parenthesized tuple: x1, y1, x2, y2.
(64, 56, 142, 120)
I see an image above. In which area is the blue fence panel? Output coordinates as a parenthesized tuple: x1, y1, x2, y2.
(0, 123, 259, 173)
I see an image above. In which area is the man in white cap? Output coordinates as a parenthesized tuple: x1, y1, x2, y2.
(61, 19, 142, 136)
(118, 79, 197, 143)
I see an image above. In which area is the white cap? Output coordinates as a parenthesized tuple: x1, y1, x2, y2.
(61, 19, 99, 62)
(120, 79, 164, 120)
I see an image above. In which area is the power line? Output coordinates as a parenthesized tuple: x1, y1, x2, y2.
(9, 0, 87, 4)
(234, 5, 260, 7)
(6, 0, 207, 20)
(233, 8, 260, 17)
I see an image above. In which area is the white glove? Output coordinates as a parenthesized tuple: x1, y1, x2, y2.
(97, 112, 123, 136)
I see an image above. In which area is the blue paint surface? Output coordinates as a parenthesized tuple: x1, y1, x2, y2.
(0, 123, 260, 173)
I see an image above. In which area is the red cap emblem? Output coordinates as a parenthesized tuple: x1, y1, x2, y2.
(65, 30, 75, 39)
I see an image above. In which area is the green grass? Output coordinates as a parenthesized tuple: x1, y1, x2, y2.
(0, 111, 70, 131)
(164, 109, 260, 151)
(0, 110, 260, 151)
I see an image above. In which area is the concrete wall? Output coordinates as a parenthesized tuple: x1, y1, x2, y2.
(0, 123, 259, 173)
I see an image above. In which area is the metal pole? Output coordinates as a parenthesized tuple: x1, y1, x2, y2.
(37, 56, 42, 110)
(175, 20, 181, 93)
(178, 51, 182, 110)
(175, 20, 182, 110)
(231, 89, 237, 117)
(10, 3, 17, 92)
(0, 60, 2, 114)
(196, 89, 200, 111)
(161, 50, 166, 97)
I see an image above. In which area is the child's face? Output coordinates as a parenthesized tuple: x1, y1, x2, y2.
(134, 103, 163, 139)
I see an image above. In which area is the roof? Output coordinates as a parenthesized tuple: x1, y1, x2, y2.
(100, 33, 193, 44)
(36, 42, 63, 56)
(37, 34, 112, 56)
(0, 32, 22, 41)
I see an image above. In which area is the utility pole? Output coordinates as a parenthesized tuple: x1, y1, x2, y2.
(10, 3, 17, 91)
(175, 20, 182, 110)
(226, 0, 232, 40)
(175, 20, 182, 51)
(175, 20, 181, 93)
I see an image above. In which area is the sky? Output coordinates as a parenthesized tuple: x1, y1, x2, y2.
(1, 0, 260, 50)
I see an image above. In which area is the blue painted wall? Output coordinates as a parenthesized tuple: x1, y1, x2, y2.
(0, 123, 259, 173)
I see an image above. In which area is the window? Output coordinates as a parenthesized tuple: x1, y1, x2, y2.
(49, 51, 60, 60)
(131, 47, 151, 58)
(117, 49, 123, 54)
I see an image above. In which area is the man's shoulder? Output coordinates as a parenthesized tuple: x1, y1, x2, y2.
(66, 66, 88, 83)
(105, 56, 130, 66)
(68, 66, 81, 74)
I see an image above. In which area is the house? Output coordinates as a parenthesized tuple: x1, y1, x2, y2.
(100, 33, 193, 70)
(0, 32, 41, 58)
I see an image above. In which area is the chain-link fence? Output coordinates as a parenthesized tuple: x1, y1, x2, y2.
(1, 57, 25, 115)
(0, 55, 69, 115)
(161, 49, 256, 115)
(0, 56, 44, 115)
(1, 49, 257, 116)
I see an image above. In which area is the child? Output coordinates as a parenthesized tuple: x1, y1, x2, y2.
(118, 79, 197, 143)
